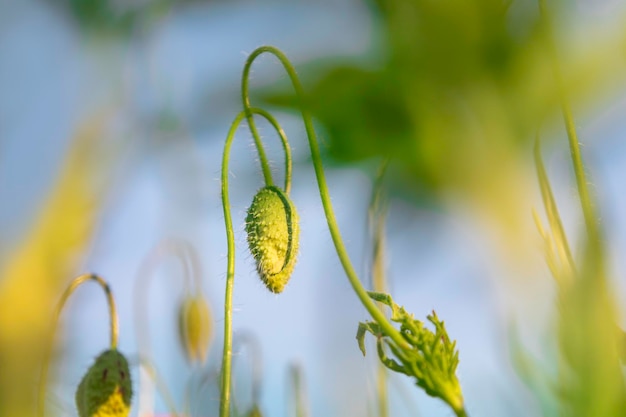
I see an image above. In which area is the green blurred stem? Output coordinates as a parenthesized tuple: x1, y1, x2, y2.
(133, 239, 199, 417)
(138, 356, 180, 417)
(289, 364, 308, 417)
(538, 0, 601, 250)
(38, 273, 118, 417)
(133, 239, 194, 363)
(455, 407, 470, 417)
(370, 160, 389, 417)
(220, 107, 293, 417)
(242, 46, 408, 350)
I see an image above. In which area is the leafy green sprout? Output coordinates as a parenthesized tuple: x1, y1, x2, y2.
(357, 292, 465, 417)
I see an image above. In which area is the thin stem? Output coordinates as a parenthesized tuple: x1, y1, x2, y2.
(181, 239, 205, 294)
(234, 331, 263, 405)
(251, 107, 293, 194)
(220, 112, 245, 417)
(538, 0, 601, 251)
(220, 107, 294, 417)
(38, 273, 118, 417)
(534, 137, 576, 278)
(369, 160, 389, 417)
(242, 61, 274, 187)
(133, 239, 196, 417)
(242, 46, 407, 349)
(134, 239, 194, 361)
(289, 363, 308, 417)
(136, 355, 180, 417)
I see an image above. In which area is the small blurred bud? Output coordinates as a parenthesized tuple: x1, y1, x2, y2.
(245, 186, 300, 293)
(247, 404, 264, 417)
(75, 349, 132, 417)
(178, 294, 212, 364)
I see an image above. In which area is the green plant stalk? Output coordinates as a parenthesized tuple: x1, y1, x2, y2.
(534, 138, 576, 280)
(242, 64, 294, 191)
(289, 364, 307, 417)
(538, 0, 601, 252)
(242, 45, 407, 350)
(370, 161, 389, 417)
(38, 273, 118, 417)
(220, 108, 293, 417)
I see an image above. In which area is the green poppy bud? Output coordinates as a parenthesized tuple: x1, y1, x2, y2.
(75, 349, 132, 417)
(245, 185, 300, 293)
(178, 294, 213, 364)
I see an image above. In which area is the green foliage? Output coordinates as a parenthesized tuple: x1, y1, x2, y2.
(357, 292, 464, 416)
(266, 0, 551, 199)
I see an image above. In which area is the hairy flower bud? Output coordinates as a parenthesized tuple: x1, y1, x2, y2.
(75, 349, 132, 417)
(178, 294, 212, 364)
(245, 185, 300, 293)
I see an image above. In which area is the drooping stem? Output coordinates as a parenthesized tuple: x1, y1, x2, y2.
(38, 273, 118, 417)
(242, 60, 277, 187)
(234, 331, 264, 406)
(251, 107, 293, 194)
(538, 0, 601, 252)
(242, 46, 407, 349)
(134, 239, 194, 363)
(133, 239, 197, 417)
(219, 107, 293, 417)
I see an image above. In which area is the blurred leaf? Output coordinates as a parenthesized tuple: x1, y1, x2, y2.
(44, 0, 199, 35)
(529, 119, 626, 415)
(554, 258, 626, 416)
(533, 138, 575, 283)
(0, 118, 106, 417)
(263, 0, 626, 246)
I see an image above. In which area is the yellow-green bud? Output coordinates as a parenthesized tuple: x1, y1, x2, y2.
(245, 185, 300, 293)
(247, 404, 264, 417)
(178, 294, 212, 364)
(75, 349, 132, 417)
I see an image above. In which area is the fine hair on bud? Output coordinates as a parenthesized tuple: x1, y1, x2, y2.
(178, 294, 213, 364)
(245, 185, 300, 293)
(75, 349, 133, 417)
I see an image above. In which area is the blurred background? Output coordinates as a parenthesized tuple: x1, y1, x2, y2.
(2, 0, 626, 416)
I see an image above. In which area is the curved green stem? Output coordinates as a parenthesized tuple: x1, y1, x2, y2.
(234, 331, 263, 405)
(38, 273, 118, 417)
(220, 107, 293, 417)
(251, 107, 293, 194)
(242, 46, 407, 349)
(133, 239, 194, 362)
(242, 60, 275, 187)
(133, 239, 199, 417)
